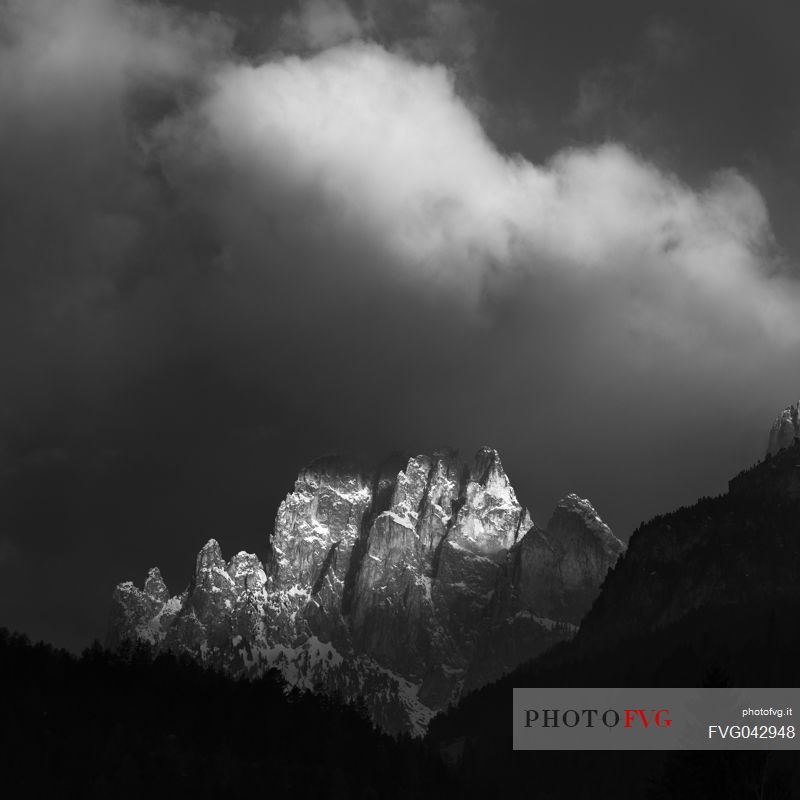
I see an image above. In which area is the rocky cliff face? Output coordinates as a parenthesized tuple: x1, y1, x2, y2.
(767, 401, 800, 456)
(461, 493, 625, 692)
(109, 447, 623, 735)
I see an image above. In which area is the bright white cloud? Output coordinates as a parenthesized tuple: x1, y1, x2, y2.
(2, 0, 799, 355)
(156, 39, 799, 347)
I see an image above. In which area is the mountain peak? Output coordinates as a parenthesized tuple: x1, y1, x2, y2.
(197, 538, 224, 566)
(556, 492, 596, 515)
(108, 445, 618, 736)
(767, 401, 800, 456)
(143, 567, 169, 603)
(548, 493, 624, 557)
(472, 445, 502, 482)
(475, 445, 500, 460)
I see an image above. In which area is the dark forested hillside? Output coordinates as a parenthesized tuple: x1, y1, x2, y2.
(426, 444, 800, 798)
(575, 443, 800, 652)
(6, 448, 800, 798)
(427, 599, 800, 798)
(0, 629, 454, 799)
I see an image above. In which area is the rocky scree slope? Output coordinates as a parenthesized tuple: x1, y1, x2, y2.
(109, 447, 624, 735)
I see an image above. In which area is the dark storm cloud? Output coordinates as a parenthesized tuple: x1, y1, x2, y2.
(1, 0, 799, 649)
(570, 18, 690, 148)
(476, 0, 800, 258)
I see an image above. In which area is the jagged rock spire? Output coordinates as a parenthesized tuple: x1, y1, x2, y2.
(767, 401, 800, 456)
(108, 446, 619, 736)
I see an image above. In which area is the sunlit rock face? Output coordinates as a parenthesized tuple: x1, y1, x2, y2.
(767, 402, 800, 456)
(109, 448, 623, 735)
(461, 493, 625, 693)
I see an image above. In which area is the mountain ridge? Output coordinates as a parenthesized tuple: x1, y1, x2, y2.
(109, 445, 623, 734)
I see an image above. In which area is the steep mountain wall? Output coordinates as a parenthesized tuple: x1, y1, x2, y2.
(109, 447, 623, 734)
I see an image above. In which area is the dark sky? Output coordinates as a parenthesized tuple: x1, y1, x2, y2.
(2, 0, 799, 652)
